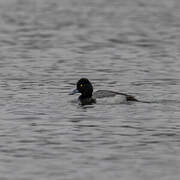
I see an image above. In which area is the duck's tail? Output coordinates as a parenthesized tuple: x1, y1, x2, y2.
(127, 95, 152, 103)
(126, 95, 139, 102)
(116, 92, 151, 103)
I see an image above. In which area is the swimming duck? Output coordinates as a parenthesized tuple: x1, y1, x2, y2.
(70, 78, 138, 105)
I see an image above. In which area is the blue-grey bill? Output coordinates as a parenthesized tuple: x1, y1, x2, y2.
(69, 89, 80, 95)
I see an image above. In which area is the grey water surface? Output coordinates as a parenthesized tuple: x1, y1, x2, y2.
(0, 0, 180, 179)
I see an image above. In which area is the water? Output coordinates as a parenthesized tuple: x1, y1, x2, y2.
(0, 0, 180, 179)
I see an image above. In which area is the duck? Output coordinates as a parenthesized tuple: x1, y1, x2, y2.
(69, 78, 139, 105)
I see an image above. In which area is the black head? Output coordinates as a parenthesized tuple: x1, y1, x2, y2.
(77, 78, 93, 97)
(70, 78, 93, 98)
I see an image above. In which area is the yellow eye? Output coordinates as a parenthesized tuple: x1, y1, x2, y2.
(80, 84, 83, 87)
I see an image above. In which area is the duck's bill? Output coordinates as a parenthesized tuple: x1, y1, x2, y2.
(69, 89, 80, 95)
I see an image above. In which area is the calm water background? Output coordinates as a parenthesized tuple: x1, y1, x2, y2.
(0, 0, 180, 179)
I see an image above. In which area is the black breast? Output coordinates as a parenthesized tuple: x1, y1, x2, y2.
(79, 96, 96, 105)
